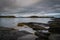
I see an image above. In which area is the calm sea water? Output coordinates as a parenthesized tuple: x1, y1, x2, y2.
(0, 18, 51, 28)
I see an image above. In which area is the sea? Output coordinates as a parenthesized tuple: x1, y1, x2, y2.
(0, 18, 51, 28)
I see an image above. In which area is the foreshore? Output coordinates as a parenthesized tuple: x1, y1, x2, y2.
(0, 27, 37, 40)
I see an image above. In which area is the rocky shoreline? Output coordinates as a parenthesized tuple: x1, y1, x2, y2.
(0, 27, 37, 40)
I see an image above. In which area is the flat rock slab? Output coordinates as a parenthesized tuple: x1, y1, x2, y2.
(49, 34, 60, 40)
(18, 34, 37, 40)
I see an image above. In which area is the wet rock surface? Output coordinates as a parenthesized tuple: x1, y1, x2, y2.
(48, 18, 60, 40)
(49, 34, 60, 40)
(0, 27, 37, 40)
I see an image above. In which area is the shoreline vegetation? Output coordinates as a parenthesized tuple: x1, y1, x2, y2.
(0, 16, 54, 18)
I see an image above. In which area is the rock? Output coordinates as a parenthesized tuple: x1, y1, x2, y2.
(17, 34, 37, 40)
(49, 34, 60, 40)
(48, 18, 60, 34)
(0, 27, 37, 40)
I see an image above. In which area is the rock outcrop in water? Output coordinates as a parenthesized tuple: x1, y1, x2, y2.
(17, 22, 49, 30)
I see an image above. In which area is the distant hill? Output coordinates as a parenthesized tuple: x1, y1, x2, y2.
(0, 16, 16, 18)
(20, 16, 54, 18)
(0, 16, 54, 18)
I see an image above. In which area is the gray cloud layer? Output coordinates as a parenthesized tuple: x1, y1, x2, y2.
(0, 0, 60, 13)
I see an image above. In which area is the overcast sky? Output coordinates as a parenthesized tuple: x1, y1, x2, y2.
(0, 0, 60, 14)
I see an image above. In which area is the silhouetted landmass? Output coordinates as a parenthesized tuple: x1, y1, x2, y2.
(28, 16, 39, 18)
(0, 16, 54, 18)
(25, 16, 54, 18)
(0, 16, 16, 18)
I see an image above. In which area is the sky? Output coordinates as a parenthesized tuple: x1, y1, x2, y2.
(0, 0, 60, 17)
